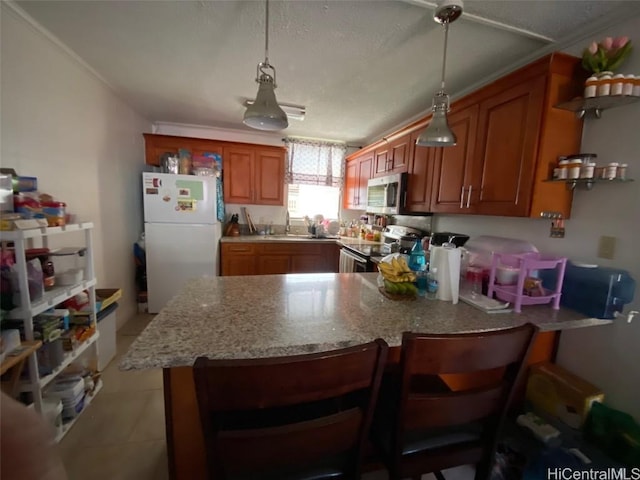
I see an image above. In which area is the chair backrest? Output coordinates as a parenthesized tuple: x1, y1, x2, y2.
(398, 324, 537, 433)
(193, 339, 388, 479)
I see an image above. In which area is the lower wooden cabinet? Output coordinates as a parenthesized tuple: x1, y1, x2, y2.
(221, 242, 339, 276)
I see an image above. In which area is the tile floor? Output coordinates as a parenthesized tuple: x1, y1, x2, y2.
(57, 313, 473, 480)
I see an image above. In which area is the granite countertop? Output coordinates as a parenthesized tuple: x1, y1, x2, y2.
(121, 273, 610, 371)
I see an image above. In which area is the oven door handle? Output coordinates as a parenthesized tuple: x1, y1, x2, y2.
(340, 248, 367, 264)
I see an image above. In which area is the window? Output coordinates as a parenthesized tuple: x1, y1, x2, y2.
(283, 138, 346, 219)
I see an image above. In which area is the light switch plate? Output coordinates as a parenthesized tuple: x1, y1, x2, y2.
(598, 236, 616, 260)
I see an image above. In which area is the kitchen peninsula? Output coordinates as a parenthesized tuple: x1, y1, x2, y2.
(121, 273, 610, 480)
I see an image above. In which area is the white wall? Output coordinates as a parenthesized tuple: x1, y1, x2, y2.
(434, 16, 640, 418)
(1, 4, 151, 327)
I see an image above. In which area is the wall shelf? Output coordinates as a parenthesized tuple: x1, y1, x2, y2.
(554, 95, 640, 119)
(544, 178, 634, 191)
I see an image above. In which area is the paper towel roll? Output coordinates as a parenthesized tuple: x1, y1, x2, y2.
(430, 246, 462, 304)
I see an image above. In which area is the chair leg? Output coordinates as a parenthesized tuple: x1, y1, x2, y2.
(434, 471, 446, 480)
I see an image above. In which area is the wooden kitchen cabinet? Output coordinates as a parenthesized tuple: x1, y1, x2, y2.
(254, 148, 285, 205)
(221, 242, 339, 276)
(220, 244, 258, 276)
(257, 255, 290, 275)
(373, 134, 410, 177)
(143, 133, 285, 207)
(472, 75, 546, 216)
(347, 53, 583, 218)
(343, 151, 373, 210)
(405, 128, 435, 213)
(223, 145, 285, 206)
(143, 133, 224, 165)
(429, 104, 479, 214)
(435, 53, 583, 218)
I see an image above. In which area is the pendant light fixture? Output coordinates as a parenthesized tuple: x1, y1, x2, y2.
(416, 0, 464, 147)
(243, 0, 288, 131)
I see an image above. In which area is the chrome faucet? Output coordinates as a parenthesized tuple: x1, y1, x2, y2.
(285, 210, 291, 233)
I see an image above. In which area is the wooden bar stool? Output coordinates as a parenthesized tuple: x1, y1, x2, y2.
(193, 339, 388, 480)
(371, 324, 537, 480)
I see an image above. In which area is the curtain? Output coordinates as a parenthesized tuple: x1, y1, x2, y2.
(283, 138, 346, 187)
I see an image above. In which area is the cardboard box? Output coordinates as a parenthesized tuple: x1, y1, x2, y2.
(526, 362, 604, 428)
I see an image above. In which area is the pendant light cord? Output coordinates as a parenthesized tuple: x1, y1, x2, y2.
(440, 20, 449, 91)
(264, 0, 270, 65)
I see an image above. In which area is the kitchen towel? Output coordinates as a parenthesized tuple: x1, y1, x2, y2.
(430, 246, 461, 304)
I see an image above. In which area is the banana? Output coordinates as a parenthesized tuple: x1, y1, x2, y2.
(398, 257, 411, 273)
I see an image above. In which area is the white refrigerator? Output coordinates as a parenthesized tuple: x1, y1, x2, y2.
(142, 172, 221, 313)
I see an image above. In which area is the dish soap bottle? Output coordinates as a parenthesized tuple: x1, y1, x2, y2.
(408, 239, 426, 272)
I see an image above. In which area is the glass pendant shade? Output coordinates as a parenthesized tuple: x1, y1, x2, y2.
(416, 93, 457, 146)
(243, 72, 288, 131)
(415, 0, 463, 148)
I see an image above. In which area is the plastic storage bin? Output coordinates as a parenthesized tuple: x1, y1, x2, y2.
(487, 252, 567, 313)
(541, 263, 635, 319)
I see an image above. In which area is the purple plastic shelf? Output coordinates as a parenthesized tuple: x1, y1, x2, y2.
(487, 252, 567, 313)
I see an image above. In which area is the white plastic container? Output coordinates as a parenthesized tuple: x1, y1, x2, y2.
(56, 268, 84, 286)
(42, 399, 63, 437)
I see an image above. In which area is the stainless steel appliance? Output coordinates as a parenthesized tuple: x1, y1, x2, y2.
(338, 225, 429, 273)
(381, 225, 429, 254)
(429, 232, 470, 248)
(339, 246, 379, 273)
(366, 173, 407, 215)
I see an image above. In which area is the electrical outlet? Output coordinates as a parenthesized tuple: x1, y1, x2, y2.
(598, 236, 616, 260)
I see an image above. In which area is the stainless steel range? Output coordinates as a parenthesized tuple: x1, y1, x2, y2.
(338, 225, 429, 273)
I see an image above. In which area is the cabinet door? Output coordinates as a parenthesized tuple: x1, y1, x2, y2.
(389, 135, 410, 174)
(474, 76, 546, 217)
(223, 147, 255, 204)
(373, 148, 390, 177)
(343, 158, 359, 209)
(406, 129, 434, 213)
(221, 244, 257, 276)
(221, 256, 256, 276)
(257, 255, 290, 275)
(290, 255, 325, 273)
(430, 105, 479, 213)
(255, 149, 285, 205)
(356, 153, 373, 209)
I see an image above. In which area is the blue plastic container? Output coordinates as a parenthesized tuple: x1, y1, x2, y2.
(541, 262, 635, 319)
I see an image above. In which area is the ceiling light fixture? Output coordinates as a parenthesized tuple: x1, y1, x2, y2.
(243, 0, 288, 131)
(416, 0, 464, 147)
(244, 100, 306, 121)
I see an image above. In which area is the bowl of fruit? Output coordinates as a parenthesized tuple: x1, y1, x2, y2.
(377, 256, 418, 300)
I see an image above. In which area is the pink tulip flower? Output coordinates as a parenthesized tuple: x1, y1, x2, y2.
(588, 41, 598, 54)
(601, 37, 613, 50)
(612, 36, 629, 49)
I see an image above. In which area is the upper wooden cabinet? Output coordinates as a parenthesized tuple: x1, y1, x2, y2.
(472, 75, 546, 216)
(143, 134, 224, 165)
(405, 129, 435, 213)
(256, 149, 285, 205)
(348, 52, 584, 218)
(373, 134, 410, 177)
(143, 134, 286, 207)
(343, 151, 373, 210)
(429, 104, 479, 214)
(223, 145, 285, 206)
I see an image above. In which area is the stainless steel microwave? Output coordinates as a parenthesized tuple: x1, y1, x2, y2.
(366, 173, 407, 215)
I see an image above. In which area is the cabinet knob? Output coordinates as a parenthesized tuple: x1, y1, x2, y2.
(459, 186, 465, 209)
(466, 185, 473, 208)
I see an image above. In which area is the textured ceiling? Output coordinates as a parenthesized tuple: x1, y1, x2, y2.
(13, 0, 639, 145)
